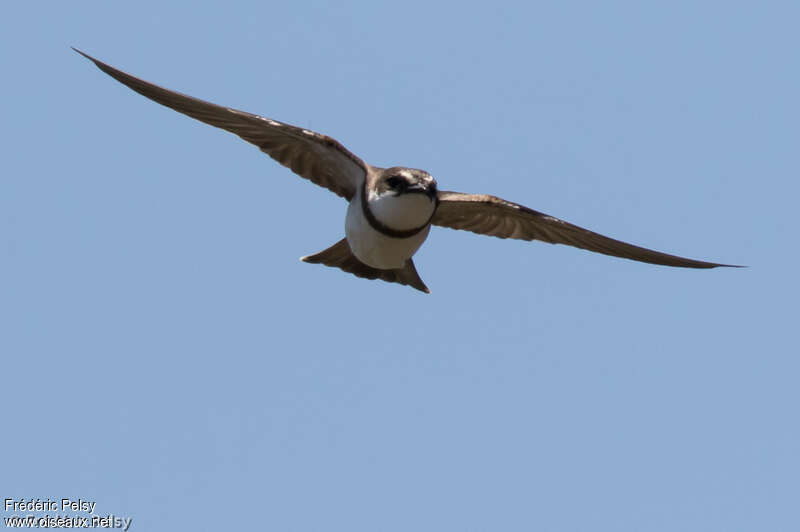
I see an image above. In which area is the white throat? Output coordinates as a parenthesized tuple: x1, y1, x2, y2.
(344, 190, 433, 270)
(367, 191, 436, 231)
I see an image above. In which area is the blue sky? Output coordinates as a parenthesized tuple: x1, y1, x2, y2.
(2, 1, 797, 530)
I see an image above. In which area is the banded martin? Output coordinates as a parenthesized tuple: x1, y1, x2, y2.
(74, 49, 740, 293)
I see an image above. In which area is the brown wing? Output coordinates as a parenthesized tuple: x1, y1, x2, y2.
(74, 48, 365, 200)
(432, 191, 739, 268)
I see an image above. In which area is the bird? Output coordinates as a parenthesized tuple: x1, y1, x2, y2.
(74, 48, 739, 293)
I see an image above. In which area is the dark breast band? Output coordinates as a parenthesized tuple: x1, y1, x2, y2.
(360, 182, 437, 239)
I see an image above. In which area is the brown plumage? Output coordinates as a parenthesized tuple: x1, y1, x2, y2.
(75, 48, 740, 293)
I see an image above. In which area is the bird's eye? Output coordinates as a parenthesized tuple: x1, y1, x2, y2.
(386, 176, 405, 190)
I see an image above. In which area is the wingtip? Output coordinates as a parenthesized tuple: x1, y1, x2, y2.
(72, 47, 106, 68)
(71, 46, 89, 58)
(72, 47, 101, 66)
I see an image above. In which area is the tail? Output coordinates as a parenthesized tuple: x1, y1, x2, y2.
(301, 238, 430, 293)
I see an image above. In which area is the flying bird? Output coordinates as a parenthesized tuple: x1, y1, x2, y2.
(74, 48, 739, 293)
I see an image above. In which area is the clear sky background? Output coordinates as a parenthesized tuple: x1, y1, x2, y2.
(2, 2, 797, 531)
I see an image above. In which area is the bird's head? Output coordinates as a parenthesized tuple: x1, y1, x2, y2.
(366, 167, 438, 232)
(376, 167, 438, 200)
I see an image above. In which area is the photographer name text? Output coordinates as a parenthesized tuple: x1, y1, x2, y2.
(5, 498, 96, 514)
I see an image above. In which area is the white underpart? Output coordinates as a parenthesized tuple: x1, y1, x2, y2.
(345, 191, 433, 270)
(368, 191, 436, 231)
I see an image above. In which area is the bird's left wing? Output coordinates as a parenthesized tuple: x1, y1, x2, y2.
(432, 191, 739, 268)
(74, 48, 365, 200)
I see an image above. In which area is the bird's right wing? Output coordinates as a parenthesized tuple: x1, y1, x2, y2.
(74, 48, 365, 200)
(432, 191, 739, 268)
